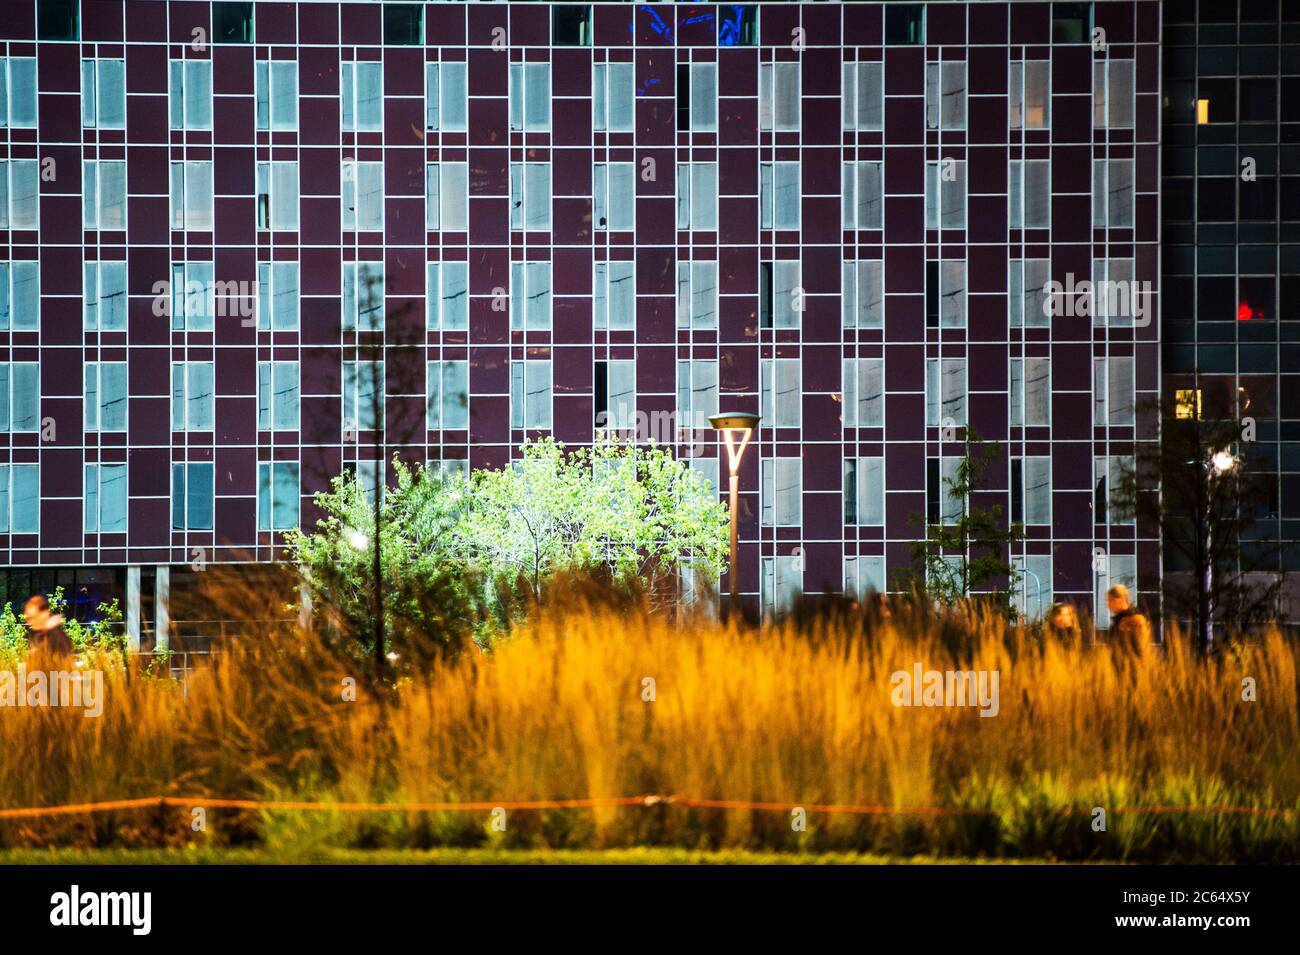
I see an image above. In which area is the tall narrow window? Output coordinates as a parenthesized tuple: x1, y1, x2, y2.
(1010, 258, 1051, 327)
(172, 462, 214, 530)
(172, 160, 216, 231)
(925, 160, 966, 228)
(84, 361, 128, 432)
(83, 160, 127, 230)
(426, 360, 469, 430)
(426, 61, 467, 132)
(342, 160, 384, 232)
(509, 63, 551, 132)
(1, 160, 40, 230)
(760, 162, 800, 230)
(926, 62, 966, 130)
(1, 362, 40, 432)
(1093, 355, 1135, 427)
(436, 162, 468, 231)
(593, 162, 636, 231)
(678, 163, 719, 231)
(1021, 457, 1052, 525)
(1092, 258, 1137, 326)
(1011, 554, 1053, 619)
(510, 359, 553, 430)
(170, 59, 213, 130)
(676, 359, 719, 430)
(169, 266, 203, 329)
(761, 555, 803, 616)
(510, 162, 552, 231)
(842, 260, 884, 329)
(594, 260, 635, 331)
(675, 260, 717, 330)
(759, 62, 800, 131)
(171, 361, 215, 432)
(257, 361, 300, 431)
(83, 261, 127, 331)
(841, 357, 884, 428)
(1, 58, 36, 129)
(842, 61, 883, 131)
(510, 261, 553, 331)
(426, 261, 468, 331)
(761, 457, 802, 526)
(343, 262, 385, 332)
(0, 463, 39, 533)
(760, 358, 802, 429)
(938, 260, 966, 328)
(1093, 158, 1134, 228)
(843, 161, 883, 230)
(1009, 159, 1050, 229)
(926, 358, 967, 427)
(257, 262, 300, 332)
(1009, 60, 1050, 130)
(256, 161, 299, 231)
(343, 360, 385, 432)
(84, 463, 127, 533)
(81, 58, 126, 128)
(847, 456, 885, 526)
(341, 61, 382, 132)
(1010, 357, 1051, 427)
(593, 62, 634, 132)
(0, 261, 38, 330)
(256, 60, 298, 131)
(258, 462, 301, 531)
(1094, 59, 1135, 129)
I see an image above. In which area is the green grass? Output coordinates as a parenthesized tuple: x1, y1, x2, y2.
(0, 847, 1081, 865)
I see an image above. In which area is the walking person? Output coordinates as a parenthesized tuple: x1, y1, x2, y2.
(1043, 601, 1083, 646)
(23, 594, 74, 666)
(1105, 584, 1151, 651)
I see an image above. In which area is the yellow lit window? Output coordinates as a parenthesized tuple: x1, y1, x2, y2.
(1175, 388, 1202, 420)
(1196, 98, 1210, 124)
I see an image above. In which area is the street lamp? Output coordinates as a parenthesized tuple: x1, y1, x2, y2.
(1200, 447, 1240, 648)
(708, 412, 760, 620)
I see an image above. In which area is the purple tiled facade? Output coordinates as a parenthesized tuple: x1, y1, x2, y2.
(0, 1, 1161, 622)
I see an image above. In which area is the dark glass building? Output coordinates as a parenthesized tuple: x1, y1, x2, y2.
(0, 0, 1162, 642)
(1161, 0, 1300, 624)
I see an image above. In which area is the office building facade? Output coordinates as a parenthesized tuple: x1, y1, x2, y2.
(0, 0, 1162, 638)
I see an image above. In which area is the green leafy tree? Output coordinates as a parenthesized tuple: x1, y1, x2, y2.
(454, 437, 729, 607)
(288, 438, 729, 652)
(899, 429, 1024, 616)
(1114, 391, 1290, 647)
(285, 458, 484, 665)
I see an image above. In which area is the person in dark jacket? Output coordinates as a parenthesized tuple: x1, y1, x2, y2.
(23, 594, 74, 664)
(1106, 584, 1151, 651)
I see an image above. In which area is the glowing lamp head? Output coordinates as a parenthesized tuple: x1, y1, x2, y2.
(708, 412, 761, 475)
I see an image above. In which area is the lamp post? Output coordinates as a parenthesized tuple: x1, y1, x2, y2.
(708, 412, 760, 621)
(1198, 447, 1239, 649)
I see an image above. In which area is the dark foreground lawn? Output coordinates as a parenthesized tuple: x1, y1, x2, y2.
(0, 847, 1073, 865)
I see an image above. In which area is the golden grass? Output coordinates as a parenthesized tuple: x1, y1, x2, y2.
(1, 602, 1296, 861)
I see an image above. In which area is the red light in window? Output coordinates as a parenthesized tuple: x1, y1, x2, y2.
(1238, 301, 1254, 321)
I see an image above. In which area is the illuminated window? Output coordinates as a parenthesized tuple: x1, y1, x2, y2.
(1175, 389, 1202, 420)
